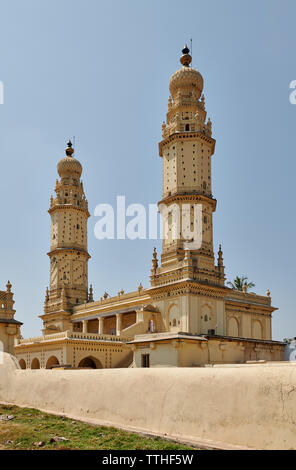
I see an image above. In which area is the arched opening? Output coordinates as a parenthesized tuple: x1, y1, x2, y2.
(168, 304, 179, 332)
(228, 317, 239, 337)
(19, 359, 26, 370)
(201, 304, 212, 334)
(185, 123, 190, 131)
(78, 356, 103, 369)
(46, 356, 60, 369)
(253, 320, 263, 340)
(31, 358, 40, 369)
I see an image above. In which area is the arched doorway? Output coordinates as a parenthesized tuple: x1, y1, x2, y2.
(31, 358, 40, 369)
(78, 356, 103, 369)
(46, 356, 60, 369)
(19, 359, 26, 369)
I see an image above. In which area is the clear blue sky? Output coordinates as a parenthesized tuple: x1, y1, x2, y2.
(0, 0, 295, 340)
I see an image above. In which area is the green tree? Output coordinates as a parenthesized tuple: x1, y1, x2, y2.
(227, 275, 255, 292)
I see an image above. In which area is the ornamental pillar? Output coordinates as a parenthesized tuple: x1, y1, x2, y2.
(116, 313, 123, 336)
(82, 320, 88, 333)
(98, 317, 104, 334)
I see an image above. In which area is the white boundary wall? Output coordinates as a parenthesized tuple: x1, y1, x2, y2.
(1, 353, 296, 450)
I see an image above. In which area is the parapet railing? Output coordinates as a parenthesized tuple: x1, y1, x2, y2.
(69, 331, 133, 343)
(17, 330, 132, 345)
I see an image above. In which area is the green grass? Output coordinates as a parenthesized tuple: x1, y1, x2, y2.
(0, 404, 195, 450)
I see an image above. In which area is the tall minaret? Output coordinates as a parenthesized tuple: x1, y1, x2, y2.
(152, 46, 225, 286)
(45, 141, 90, 315)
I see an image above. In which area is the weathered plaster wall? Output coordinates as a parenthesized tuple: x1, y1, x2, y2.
(133, 339, 284, 368)
(1, 353, 295, 450)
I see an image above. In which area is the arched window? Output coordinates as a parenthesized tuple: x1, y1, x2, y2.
(19, 359, 26, 370)
(31, 358, 40, 369)
(185, 124, 190, 131)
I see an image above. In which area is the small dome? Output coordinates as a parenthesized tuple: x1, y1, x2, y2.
(169, 66, 203, 97)
(57, 141, 82, 178)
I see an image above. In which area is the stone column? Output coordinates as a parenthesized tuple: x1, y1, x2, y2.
(98, 317, 104, 334)
(82, 320, 88, 333)
(116, 313, 123, 336)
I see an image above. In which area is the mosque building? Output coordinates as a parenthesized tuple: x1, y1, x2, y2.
(5, 47, 285, 368)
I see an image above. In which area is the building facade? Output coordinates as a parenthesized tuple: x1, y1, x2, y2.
(14, 47, 285, 368)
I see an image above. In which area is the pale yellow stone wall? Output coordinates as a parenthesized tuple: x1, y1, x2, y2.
(134, 343, 179, 368)
(1, 352, 295, 450)
(133, 337, 284, 368)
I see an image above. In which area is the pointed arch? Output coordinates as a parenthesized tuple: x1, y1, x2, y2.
(253, 320, 263, 340)
(19, 359, 26, 369)
(46, 356, 60, 369)
(228, 316, 239, 337)
(78, 356, 103, 369)
(31, 358, 40, 369)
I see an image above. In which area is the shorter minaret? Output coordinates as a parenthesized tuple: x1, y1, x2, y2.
(44, 141, 90, 320)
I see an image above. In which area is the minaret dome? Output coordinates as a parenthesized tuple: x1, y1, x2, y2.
(169, 46, 204, 98)
(57, 140, 82, 178)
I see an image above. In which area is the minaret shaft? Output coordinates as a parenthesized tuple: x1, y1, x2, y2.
(46, 141, 90, 311)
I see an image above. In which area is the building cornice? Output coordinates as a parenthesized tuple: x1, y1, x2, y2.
(0, 318, 23, 325)
(47, 247, 91, 259)
(147, 278, 228, 299)
(48, 204, 90, 218)
(159, 131, 216, 157)
(158, 192, 217, 211)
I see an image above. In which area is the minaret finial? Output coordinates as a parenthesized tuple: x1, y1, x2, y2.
(66, 139, 74, 156)
(180, 45, 192, 67)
